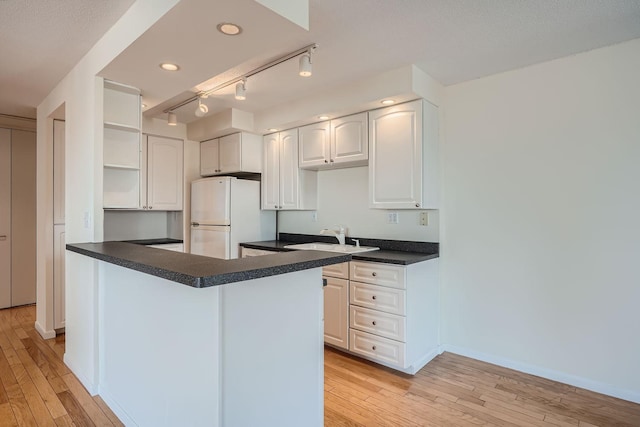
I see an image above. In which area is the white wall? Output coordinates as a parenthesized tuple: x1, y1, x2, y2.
(36, 0, 181, 392)
(279, 166, 439, 242)
(441, 38, 640, 402)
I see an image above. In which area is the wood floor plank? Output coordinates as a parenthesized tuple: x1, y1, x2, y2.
(15, 348, 67, 419)
(57, 391, 95, 427)
(0, 402, 19, 427)
(53, 414, 76, 427)
(93, 396, 124, 427)
(9, 362, 57, 427)
(60, 374, 112, 427)
(8, 396, 38, 427)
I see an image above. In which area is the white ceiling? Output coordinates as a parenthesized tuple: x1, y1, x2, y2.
(3, 0, 640, 122)
(0, 0, 135, 118)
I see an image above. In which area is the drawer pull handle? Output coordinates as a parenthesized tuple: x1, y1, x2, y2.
(372, 346, 376, 351)
(372, 321, 376, 326)
(372, 295, 376, 300)
(372, 272, 377, 277)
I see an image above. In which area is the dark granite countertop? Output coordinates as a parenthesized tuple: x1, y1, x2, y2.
(240, 233, 439, 265)
(67, 242, 350, 288)
(124, 238, 183, 245)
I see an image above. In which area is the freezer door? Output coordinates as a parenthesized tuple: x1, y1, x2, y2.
(190, 225, 231, 259)
(191, 177, 231, 225)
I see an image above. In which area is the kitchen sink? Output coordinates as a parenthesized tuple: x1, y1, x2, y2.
(283, 242, 379, 254)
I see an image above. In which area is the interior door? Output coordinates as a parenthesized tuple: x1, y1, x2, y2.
(191, 177, 231, 225)
(0, 129, 11, 309)
(190, 225, 231, 259)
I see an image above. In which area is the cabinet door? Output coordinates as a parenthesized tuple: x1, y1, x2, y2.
(219, 133, 242, 173)
(279, 129, 300, 210)
(200, 139, 220, 176)
(262, 134, 280, 210)
(369, 100, 423, 209)
(324, 277, 349, 349)
(299, 121, 330, 168)
(331, 113, 368, 165)
(147, 135, 183, 211)
(53, 225, 65, 329)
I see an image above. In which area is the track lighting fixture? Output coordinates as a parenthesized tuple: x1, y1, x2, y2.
(195, 97, 209, 117)
(235, 79, 247, 100)
(299, 51, 312, 77)
(162, 43, 318, 119)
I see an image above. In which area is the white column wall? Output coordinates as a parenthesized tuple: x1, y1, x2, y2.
(36, 0, 181, 392)
(441, 38, 640, 402)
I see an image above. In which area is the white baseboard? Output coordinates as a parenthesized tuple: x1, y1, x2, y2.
(408, 347, 441, 375)
(63, 354, 98, 396)
(441, 344, 640, 404)
(98, 388, 137, 426)
(34, 321, 56, 339)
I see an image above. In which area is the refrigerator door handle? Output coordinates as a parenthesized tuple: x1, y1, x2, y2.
(191, 222, 200, 227)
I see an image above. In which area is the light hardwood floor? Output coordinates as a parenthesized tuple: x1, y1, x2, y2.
(1, 305, 638, 426)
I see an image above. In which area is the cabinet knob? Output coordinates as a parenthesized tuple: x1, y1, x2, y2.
(149, 206, 153, 209)
(324, 160, 328, 163)
(372, 346, 377, 351)
(372, 295, 376, 300)
(143, 206, 147, 210)
(274, 205, 278, 209)
(279, 206, 283, 209)
(330, 159, 334, 163)
(372, 321, 377, 326)
(415, 203, 420, 207)
(372, 272, 377, 277)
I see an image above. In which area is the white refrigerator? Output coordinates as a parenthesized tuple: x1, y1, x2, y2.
(190, 177, 275, 259)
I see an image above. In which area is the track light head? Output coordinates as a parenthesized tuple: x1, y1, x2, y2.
(195, 98, 209, 117)
(235, 79, 246, 100)
(299, 52, 312, 77)
(167, 111, 177, 126)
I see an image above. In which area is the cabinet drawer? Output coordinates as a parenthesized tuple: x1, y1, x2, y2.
(350, 306, 405, 342)
(350, 282, 405, 315)
(349, 329, 405, 368)
(350, 261, 405, 289)
(322, 262, 349, 279)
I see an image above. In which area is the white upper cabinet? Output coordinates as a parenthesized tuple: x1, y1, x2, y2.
(103, 80, 141, 209)
(142, 135, 183, 211)
(299, 113, 368, 170)
(331, 113, 368, 166)
(299, 121, 330, 168)
(262, 129, 317, 210)
(369, 100, 439, 209)
(200, 132, 261, 176)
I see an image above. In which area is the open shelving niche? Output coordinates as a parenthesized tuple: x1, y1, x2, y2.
(103, 80, 142, 209)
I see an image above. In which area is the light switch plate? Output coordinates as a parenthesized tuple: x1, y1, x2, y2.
(387, 212, 399, 224)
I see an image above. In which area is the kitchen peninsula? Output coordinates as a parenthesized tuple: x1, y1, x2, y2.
(66, 242, 349, 427)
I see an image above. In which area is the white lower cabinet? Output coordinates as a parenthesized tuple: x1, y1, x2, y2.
(348, 259, 439, 374)
(322, 262, 349, 350)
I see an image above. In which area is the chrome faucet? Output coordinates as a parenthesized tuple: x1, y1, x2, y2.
(320, 225, 346, 245)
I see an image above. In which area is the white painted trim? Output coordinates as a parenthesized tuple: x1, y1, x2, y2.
(63, 354, 98, 396)
(407, 347, 440, 375)
(441, 344, 640, 404)
(34, 321, 56, 339)
(98, 389, 137, 427)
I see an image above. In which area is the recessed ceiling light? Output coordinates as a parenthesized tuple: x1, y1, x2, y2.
(381, 99, 395, 105)
(141, 103, 147, 108)
(318, 115, 329, 120)
(160, 63, 180, 71)
(267, 128, 278, 132)
(217, 23, 242, 36)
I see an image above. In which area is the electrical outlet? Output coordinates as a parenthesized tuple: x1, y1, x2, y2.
(311, 211, 318, 222)
(420, 211, 428, 226)
(83, 211, 92, 229)
(387, 212, 399, 224)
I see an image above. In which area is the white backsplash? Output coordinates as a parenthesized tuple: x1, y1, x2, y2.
(277, 166, 439, 242)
